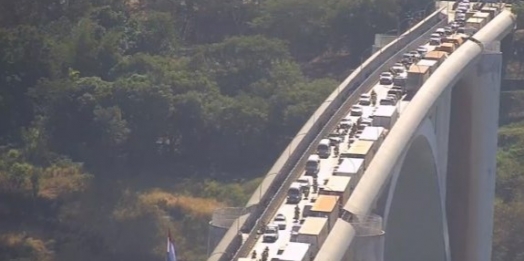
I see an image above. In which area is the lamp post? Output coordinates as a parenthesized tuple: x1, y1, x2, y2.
(288, 132, 309, 158)
(258, 172, 280, 200)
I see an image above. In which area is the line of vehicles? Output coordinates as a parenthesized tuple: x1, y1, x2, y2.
(240, 3, 503, 261)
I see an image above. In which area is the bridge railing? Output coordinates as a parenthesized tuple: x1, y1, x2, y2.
(208, 7, 447, 261)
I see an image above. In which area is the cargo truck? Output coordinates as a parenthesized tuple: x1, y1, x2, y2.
(334, 157, 365, 178)
(465, 17, 486, 33)
(278, 242, 312, 261)
(320, 176, 352, 205)
(416, 59, 439, 74)
(480, 7, 499, 20)
(442, 36, 464, 48)
(372, 105, 399, 130)
(424, 50, 448, 66)
(340, 140, 376, 168)
(436, 42, 456, 54)
(406, 64, 430, 96)
(309, 195, 340, 230)
(473, 12, 491, 23)
(359, 126, 387, 145)
(296, 217, 329, 256)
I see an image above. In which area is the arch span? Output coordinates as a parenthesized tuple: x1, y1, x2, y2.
(383, 132, 446, 261)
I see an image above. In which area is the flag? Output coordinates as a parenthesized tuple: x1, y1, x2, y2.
(167, 231, 177, 261)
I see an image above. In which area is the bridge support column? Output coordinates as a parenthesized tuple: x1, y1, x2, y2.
(447, 50, 501, 261)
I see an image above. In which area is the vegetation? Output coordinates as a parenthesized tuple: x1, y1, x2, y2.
(0, 0, 522, 261)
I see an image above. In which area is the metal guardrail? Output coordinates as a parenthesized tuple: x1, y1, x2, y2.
(208, 7, 448, 261)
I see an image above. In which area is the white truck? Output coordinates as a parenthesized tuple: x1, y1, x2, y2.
(296, 217, 329, 257)
(319, 176, 352, 206)
(372, 105, 399, 129)
(317, 139, 331, 159)
(334, 157, 365, 178)
(276, 242, 312, 261)
(359, 126, 387, 147)
(416, 59, 439, 74)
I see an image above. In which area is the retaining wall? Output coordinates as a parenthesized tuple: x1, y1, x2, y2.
(207, 7, 448, 261)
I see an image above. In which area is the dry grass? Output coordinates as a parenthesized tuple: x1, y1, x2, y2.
(0, 233, 53, 260)
(139, 189, 225, 219)
(38, 165, 92, 200)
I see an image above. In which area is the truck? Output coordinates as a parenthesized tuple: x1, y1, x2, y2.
(309, 195, 340, 230)
(473, 11, 491, 23)
(320, 176, 352, 206)
(442, 36, 464, 48)
(372, 105, 399, 129)
(317, 139, 331, 159)
(334, 157, 365, 178)
(406, 64, 430, 96)
(359, 126, 387, 146)
(296, 217, 329, 257)
(416, 59, 439, 75)
(480, 7, 499, 20)
(277, 242, 312, 261)
(465, 17, 487, 33)
(287, 183, 302, 204)
(436, 43, 456, 54)
(340, 139, 376, 168)
(424, 51, 448, 66)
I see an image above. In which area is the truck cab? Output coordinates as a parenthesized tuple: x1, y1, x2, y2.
(287, 183, 302, 204)
(305, 154, 320, 176)
(317, 139, 331, 159)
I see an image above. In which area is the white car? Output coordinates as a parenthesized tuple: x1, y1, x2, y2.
(429, 37, 441, 46)
(408, 51, 421, 60)
(263, 224, 279, 242)
(380, 97, 395, 105)
(417, 46, 429, 55)
(435, 28, 446, 36)
(350, 105, 363, 116)
(391, 65, 406, 75)
(359, 93, 371, 106)
(274, 213, 287, 230)
(379, 72, 393, 85)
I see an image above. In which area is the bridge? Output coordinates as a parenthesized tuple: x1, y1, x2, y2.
(207, 2, 516, 261)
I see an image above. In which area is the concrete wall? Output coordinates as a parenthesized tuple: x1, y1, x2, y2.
(207, 7, 448, 261)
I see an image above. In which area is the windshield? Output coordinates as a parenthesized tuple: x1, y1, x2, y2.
(306, 161, 317, 168)
(288, 188, 300, 196)
(275, 216, 285, 221)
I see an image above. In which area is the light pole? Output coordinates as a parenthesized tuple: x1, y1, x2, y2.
(259, 172, 280, 200)
(288, 132, 309, 158)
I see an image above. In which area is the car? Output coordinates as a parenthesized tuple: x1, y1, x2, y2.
(379, 72, 393, 85)
(388, 88, 402, 99)
(457, 27, 465, 34)
(274, 213, 287, 230)
(409, 51, 422, 60)
(393, 75, 406, 86)
(456, 13, 466, 22)
(379, 97, 395, 105)
(329, 137, 342, 146)
(296, 177, 311, 193)
(339, 118, 352, 129)
(290, 223, 301, 237)
(417, 46, 429, 55)
(361, 117, 373, 127)
(350, 105, 363, 116)
(391, 65, 406, 75)
(444, 27, 453, 36)
(263, 224, 279, 242)
(359, 93, 371, 106)
(387, 94, 399, 103)
(429, 38, 441, 46)
(435, 28, 445, 36)
(431, 33, 442, 39)
(450, 22, 460, 30)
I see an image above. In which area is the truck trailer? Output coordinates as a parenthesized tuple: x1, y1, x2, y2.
(406, 64, 431, 95)
(296, 217, 329, 257)
(372, 105, 399, 130)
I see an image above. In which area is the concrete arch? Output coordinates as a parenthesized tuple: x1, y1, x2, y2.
(382, 119, 447, 261)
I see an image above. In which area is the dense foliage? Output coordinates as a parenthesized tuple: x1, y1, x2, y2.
(0, 0, 432, 260)
(4, 1, 524, 261)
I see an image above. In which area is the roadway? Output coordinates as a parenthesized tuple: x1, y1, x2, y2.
(245, 2, 460, 259)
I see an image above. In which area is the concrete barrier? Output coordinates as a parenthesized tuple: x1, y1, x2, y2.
(207, 7, 447, 261)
